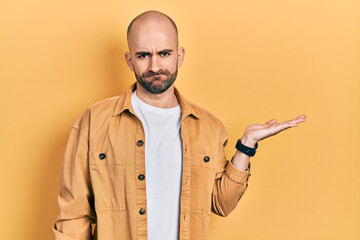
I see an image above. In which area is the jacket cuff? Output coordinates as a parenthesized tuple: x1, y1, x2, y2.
(225, 160, 250, 184)
(52, 224, 79, 240)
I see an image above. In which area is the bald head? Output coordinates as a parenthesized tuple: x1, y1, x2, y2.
(126, 11, 178, 51)
(124, 11, 185, 95)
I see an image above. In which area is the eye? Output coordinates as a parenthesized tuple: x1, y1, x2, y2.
(138, 54, 148, 59)
(160, 52, 170, 57)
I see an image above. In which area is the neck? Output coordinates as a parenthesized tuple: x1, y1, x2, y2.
(135, 82, 179, 108)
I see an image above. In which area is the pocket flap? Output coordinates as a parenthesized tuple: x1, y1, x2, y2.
(89, 151, 121, 165)
(191, 152, 217, 169)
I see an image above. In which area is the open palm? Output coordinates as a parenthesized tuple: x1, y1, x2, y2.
(244, 114, 307, 143)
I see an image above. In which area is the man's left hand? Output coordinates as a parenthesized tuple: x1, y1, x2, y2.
(241, 114, 307, 147)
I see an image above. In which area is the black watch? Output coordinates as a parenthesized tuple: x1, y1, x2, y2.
(235, 139, 258, 157)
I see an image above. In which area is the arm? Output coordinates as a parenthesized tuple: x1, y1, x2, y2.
(211, 114, 306, 217)
(211, 121, 251, 217)
(53, 126, 96, 240)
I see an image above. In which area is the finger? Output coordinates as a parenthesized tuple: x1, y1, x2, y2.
(289, 117, 306, 124)
(272, 121, 298, 133)
(284, 115, 307, 124)
(295, 114, 306, 121)
(284, 121, 298, 128)
(298, 114, 307, 118)
(266, 119, 277, 125)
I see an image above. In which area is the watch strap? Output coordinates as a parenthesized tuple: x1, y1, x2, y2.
(235, 139, 258, 157)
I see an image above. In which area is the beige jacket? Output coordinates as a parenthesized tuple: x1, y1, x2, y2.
(53, 83, 251, 240)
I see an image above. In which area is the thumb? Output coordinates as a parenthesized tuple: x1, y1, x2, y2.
(266, 119, 277, 125)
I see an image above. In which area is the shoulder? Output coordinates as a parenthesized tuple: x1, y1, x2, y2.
(186, 98, 222, 122)
(72, 95, 120, 132)
(192, 102, 221, 121)
(183, 98, 229, 146)
(185, 99, 228, 134)
(87, 95, 120, 116)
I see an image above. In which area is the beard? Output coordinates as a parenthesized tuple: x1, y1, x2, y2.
(133, 67, 178, 94)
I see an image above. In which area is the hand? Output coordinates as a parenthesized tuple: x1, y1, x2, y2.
(242, 114, 307, 146)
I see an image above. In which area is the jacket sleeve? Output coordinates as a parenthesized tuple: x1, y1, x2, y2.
(211, 120, 251, 217)
(53, 122, 96, 240)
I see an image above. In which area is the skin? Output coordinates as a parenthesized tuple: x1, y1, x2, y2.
(231, 115, 306, 171)
(125, 11, 184, 108)
(124, 11, 307, 171)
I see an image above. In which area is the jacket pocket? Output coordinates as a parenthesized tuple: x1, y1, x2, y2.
(89, 151, 126, 211)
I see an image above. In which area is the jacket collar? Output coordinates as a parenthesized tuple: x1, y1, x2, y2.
(112, 82, 199, 120)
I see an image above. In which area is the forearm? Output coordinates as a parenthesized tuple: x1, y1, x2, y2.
(211, 161, 250, 217)
(231, 136, 256, 171)
(211, 138, 252, 217)
(53, 127, 96, 240)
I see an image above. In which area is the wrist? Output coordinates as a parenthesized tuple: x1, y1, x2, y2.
(231, 152, 250, 171)
(235, 138, 258, 158)
(240, 135, 257, 148)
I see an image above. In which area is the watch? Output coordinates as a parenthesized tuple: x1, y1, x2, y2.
(235, 139, 258, 157)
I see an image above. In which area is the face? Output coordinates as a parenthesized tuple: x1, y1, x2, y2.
(125, 18, 185, 94)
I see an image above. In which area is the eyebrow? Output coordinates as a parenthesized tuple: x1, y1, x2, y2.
(135, 49, 174, 56)
(159, 49, 173, 53)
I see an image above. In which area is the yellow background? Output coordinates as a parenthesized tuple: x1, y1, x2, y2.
(1, 0, 359, 239)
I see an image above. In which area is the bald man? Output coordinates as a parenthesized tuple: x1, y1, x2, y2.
(53, 10, 306, 240)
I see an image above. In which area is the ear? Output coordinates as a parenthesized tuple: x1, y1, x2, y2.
(125, 52, 134, 71)
(177, 47, 185, 68)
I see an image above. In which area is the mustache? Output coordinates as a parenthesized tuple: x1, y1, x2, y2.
(142, 70, 171, 78)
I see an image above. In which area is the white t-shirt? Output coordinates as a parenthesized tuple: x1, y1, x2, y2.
(131, 90, 183, 240)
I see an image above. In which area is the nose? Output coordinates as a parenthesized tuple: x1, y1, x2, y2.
(148, 55, 161, 73)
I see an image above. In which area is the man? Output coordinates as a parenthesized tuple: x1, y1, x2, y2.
(53, 10, 306, 240)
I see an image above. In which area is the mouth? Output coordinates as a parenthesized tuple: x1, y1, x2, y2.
(147, 75, 164, 80)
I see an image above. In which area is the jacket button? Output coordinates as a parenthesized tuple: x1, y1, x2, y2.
(138, 174, 145, 181)
(203, 156, 210, 162)
(139, 208, 146, 215)
(99, 153, 106, 160)
(137, 140, 144, 147)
